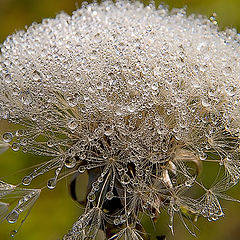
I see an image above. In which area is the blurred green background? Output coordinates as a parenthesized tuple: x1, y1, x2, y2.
(0, 0, 240, 239)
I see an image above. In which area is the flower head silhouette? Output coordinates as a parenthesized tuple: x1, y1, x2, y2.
(0, 1, 239, 239)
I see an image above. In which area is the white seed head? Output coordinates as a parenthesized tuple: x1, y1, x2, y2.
(0, 1, 239, 239)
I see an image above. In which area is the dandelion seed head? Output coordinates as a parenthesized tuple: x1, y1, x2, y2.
(0, 1, 240, 239)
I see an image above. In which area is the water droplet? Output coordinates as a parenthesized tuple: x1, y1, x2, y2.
(223, 66, 232, 76)
(15, 129, 24, 137)
(31, 114, 37, 121)
(172, 202, 180, 211)
(66, 95, 78, 107)
(106, 191, 114, 200)
(88, 87, 95, 93)
(96, 81, 103, 90)
(22, 176, 32, 186)
(114, 218, 120, 225)
(104, 127, 113, 136)
(98, 176, 104, 183)
(120, 214, 127, 223)
(10, 230, 17, 238)
(201, 98, 211, 108)
(47, 178, 56, 189)
(127, 78, 135, 85)
(192, 81, 200, 88)
(153, 67, 160, 76)
(67, 118, 78, 130)
(92, 181, 99, 191)
(21, 91, 33, 105)
(78, 166, 85, 173)
(79, 154, 86, 160)
(185, 178, 194, 187)
(47, 140, 54, 147)
(3, 132, 13, 143)
(199, 152, 207, 161)
(121, 174, 131, 185)
(64, 157, 77, 168)
(4, 74, 12, 84)
(87, 192, 96, 202)
(32, 70, 42, 81)
(127, 105, 135, 113)
(151, 82, 158, 91)
(11, 143, 20, 152)
(210, 14, 217, 25)
(7, 210, 19, 224)
(55, 166, 62, 176)
(75, 73, 82, 81)
(225, 86, 236, 97)
(46, 113, 53, 122)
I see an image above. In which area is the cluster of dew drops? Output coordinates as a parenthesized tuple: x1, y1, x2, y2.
(0, 1, 240, 239)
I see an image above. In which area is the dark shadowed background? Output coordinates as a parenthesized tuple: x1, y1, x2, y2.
(0, 0, 240, 240)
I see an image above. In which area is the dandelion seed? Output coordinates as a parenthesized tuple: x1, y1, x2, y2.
(0, 0, 240, 239)
(0, 181, 40, 230)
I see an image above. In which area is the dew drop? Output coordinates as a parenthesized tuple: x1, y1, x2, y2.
(75, 73, 82, 81)
(151, 82, 158, 91)
(127, 78, 135, 85)
(15, 129, 24, 137)
(10, 230, 17, 238)
(120, 214, 127, 223)
(209, 15, 217, 25)
(127, 105, 135, 113)
(66, 95, 78, 107)
(87, 192, 96, 202)
(7, 210, 19, 224)
(222, 66, 232, 76)
(172, 202, 180, 211)
(153, 67, 160, 76)
(31, 114, 37, 121)
(46, 113, 53, 122)
(166, 77, 173, 85)
(55, 167, 62, 176)
(21, 91, 33, 105)
(98, 176, 104, 183)
(78, 166, 85, 173)
(32, 70, 42, 81)
(96, 81, 103, 90)
(114, 218, 120, 225)
(4, 74, 12, 84)
(201, 98, 211, 108)
(47, 178, 57, 189)
(79, 154, 86, 160)
(64, 157, 77, 168)
(3, 132, 13, 143)
(92, 181, 99, 191)
(11, 143, 20, 152)
(67, 118, 78, 130)
(199, 152, 207, 161)
(104, 128, 113, 136)
(192, 79, 200, 88)
(185, 179, 194, 187)
(121, 174, 131, 185)
(225, 86, 236, 97)
(22, 176, 32, 186)
(106, 191, 114, 200)
(47, 140, 54, 147)
(88, 87, 95, 93)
